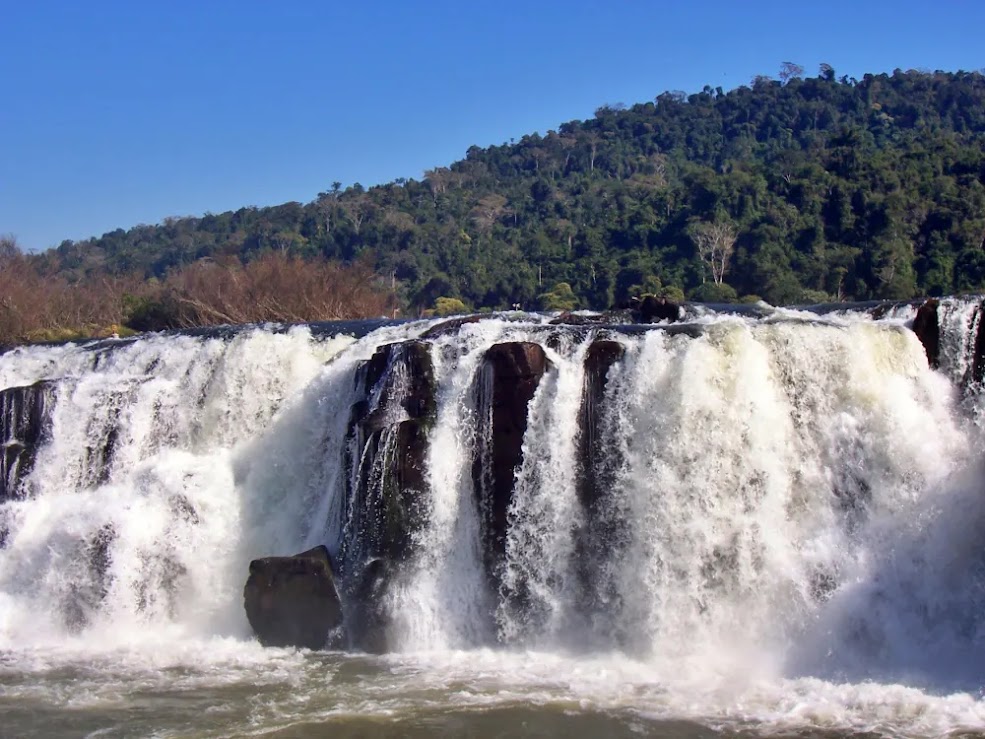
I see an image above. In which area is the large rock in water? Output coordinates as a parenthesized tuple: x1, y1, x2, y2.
(243, 545, 343, 649)
(638, 295, 681, 323)
(472, 342, 549, 580)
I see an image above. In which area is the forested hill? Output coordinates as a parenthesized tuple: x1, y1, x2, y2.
(35, 67, 985, 310)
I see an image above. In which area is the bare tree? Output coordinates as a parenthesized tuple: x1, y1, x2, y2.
(558, 133, 578, 171)
(470, 194, 509, 232)
(313, 191, 340, 235)
(690, 220, 737, 285)
(585, 132, 601, 173)
(424, 167, 452, 201)
(779, 61, 805, 84)
(340, 193, 372, 235)
(0, 233, 20, 260)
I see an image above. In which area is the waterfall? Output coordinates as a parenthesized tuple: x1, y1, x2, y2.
(1, 300, 984, 697)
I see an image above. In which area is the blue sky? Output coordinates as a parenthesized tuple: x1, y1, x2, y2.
(2, 0, 982, 251)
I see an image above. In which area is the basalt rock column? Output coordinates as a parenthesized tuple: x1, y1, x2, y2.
(343, 341, 436, 567)
(342, 340, 436, 652)
(574, 340, 627, 635)
(576, 341, 625, 511)
(472, 342, 549, 585)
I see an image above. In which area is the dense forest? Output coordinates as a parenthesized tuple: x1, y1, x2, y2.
(6, 65, 985, 340)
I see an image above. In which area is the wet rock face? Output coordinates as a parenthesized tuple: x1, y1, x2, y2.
(332, 340, 439, 652)
(358, 340, 436, 431)
(472, 342, 549, 579)
(0, 380, 54, 502)
(419, 314, 483, 340)
(342, 341, 436, 571)
(574, 341, 628, 631)
(244, 545, 344, 650)
(912, 299, 940, 368)
(577, 341, 625, 511)
(973, 300, 985, 386)
(349, 557, 393, 654)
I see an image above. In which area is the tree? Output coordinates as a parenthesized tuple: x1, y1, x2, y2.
(470, 194, 510, 232)
(538, 282, 578, 311)
(779, 61, 805, 84)
(0, 233, 20, 260)
(689, 220, 737, 286)
(434, 296, 468, 316)
(340, 193, 372, 235)
(425, 167, 454, 202)
(313, 192, 339, 235)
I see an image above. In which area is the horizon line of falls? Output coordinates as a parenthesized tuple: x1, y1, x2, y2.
(3, 298, 985, 690)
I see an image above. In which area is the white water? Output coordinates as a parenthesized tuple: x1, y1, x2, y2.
(1, 308, 985, 737)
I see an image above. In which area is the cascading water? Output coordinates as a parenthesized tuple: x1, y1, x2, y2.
(2, 301, 985, 738)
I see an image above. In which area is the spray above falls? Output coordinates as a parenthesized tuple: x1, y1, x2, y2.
(1, 298, 985, 692)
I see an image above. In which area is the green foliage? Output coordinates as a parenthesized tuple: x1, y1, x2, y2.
(34, 69, 985, 308)
(627, 275, 663, 298)
(799, 289, 834, 305)
(538, 282, 579, 311)
(433, 297, 468, 316)
(123, 294, 182, 332)
(688, 282, 738, 303)
(659, 285, 686, 303)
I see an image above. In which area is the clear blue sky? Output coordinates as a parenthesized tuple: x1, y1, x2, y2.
(2, 0, 982, 251)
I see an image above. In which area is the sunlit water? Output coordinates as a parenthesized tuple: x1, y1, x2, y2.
(1, 303, 985, 738)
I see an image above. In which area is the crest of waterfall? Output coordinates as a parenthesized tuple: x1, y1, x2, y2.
(0, 300, 983, 695)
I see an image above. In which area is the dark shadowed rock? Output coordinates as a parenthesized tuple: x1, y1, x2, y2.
(577, 341, 625, 511)
(472, 342, 549, 581)
(331, 340, 439, 654)
(349, 557, 393, 654)
(348, 420, 430, 565)
(573, 341, 630, 637)
(972, 300, 985, 387)
(358, 340, 436, 430)
(0, 380, 55, 502)
(340, 341, 436, 574)
(912, 299, 940, 368)
(419, 314, 483, 340)
(639, 296, 681, 323)
(244, 545, 344, 650)
(548, 312, 607, 326)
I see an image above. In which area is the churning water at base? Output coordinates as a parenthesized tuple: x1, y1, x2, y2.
(2, 304, 985, 738)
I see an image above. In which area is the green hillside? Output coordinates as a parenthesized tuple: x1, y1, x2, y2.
(35, 66, 985, 311)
